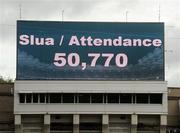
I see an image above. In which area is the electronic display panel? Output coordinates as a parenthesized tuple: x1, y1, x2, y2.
(17, 21, 164, 80)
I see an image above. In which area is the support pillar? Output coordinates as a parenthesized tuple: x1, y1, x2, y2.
(15, 114, 22, 133)
(160, 115, 167, 133)
(102, 114, 108, 133)
(131, 114, 137, 133)
(73, 114, 79, 133)
(44, 114, 50, 133)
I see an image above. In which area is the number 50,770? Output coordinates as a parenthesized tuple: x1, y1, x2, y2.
(54, 53, 128, 70)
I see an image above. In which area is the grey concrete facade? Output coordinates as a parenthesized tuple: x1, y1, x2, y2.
(14, 114, 167, 133)
(14, 80, 168, 133)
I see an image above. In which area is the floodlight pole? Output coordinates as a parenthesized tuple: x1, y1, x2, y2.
(126, 11, 128, 22)
(19, 4, 22, 20)
(158, 4, 161, 22)
(62, 10, 64, 22)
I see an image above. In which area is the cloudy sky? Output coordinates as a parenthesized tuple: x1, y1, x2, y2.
(0, 0, 180, 87)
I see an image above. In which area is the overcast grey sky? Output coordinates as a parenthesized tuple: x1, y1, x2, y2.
(0, 0, 180, 87)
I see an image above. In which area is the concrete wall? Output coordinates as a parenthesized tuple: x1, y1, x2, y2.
(15, 114, 167, 133)
(167, 87, 180, 129)
(14, 81, 167, 115)
(15, 80, 167, 93)
(14, 81, 168, 133)
(0, 83, 14, 132)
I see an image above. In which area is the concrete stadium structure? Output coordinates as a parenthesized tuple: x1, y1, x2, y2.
(14, 21, 168, 133)
(14, 80, 168, 133)
(0, 83, 14, 133)
(1, 83, 180, 133)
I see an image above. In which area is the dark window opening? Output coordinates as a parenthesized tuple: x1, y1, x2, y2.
(32, 93, 38, 103)
(19, 93, 25, 103)
(46, 93, 49, 103)
(50, 93, 61, 103)
(104, 94, 107, 103)
(26, 93, 32, 103)
(63, 93, 74, 103)
(150, 94, 162, 104)
(120, 93, 132, 103)
(40, 93, 45, 103)
(107, 93, 119, 103)
(136, 94, 149, 103)
(50, 123, 73, 131)
(74, 93, 78, 103)
(19, 93, 163, 105)
(138, 123, 160, 131)
(79, 94, 90, 103)
(120, 115, 127, 120)
(80, 123, 102, 130)
(55, 116, 61, 120)
(91, 93, 103, 103)
(132, 94, 136, 103)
